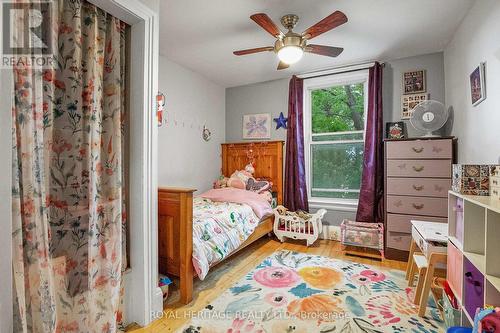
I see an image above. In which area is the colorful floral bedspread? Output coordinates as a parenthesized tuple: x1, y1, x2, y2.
(193, 197, 260, 280)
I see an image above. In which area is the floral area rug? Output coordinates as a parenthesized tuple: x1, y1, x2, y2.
(180, 250, 444, 333)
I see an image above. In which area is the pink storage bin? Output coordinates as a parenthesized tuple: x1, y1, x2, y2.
(455, 198, 464, 244)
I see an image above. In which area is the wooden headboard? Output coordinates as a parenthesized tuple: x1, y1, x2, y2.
(221, 141, 284, 204)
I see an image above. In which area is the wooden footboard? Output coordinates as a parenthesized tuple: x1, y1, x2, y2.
(158, 187, 196, 304)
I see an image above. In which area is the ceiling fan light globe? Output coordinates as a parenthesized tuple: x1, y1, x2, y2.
(277, 46, 303, 64)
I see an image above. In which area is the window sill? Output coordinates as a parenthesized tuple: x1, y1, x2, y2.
(308, 198, 358, 212)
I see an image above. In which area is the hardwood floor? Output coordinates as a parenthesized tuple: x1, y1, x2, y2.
(127, 237, 406, 333)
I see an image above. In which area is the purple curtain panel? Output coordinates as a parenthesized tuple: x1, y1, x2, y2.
(356, 63, 384, 223)
(284, 75, 309, 212)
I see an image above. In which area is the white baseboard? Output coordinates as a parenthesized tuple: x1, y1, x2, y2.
(320, 225, 341, 241)
(152, 287, 164, 316)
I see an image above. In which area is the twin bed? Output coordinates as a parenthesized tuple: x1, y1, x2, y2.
(158, 141, 284, 304)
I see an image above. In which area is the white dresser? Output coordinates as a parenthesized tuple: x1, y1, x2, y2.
(384, 137, 456, 260)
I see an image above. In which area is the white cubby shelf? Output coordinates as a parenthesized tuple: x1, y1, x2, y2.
(447, 191, 500, 326)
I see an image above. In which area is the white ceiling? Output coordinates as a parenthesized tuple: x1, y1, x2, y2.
(159, 0, 475, 88)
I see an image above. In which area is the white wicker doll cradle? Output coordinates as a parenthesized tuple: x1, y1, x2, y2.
(273, 208, 327, 246)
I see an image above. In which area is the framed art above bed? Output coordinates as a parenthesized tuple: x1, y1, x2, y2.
(242, 113, 271, 139)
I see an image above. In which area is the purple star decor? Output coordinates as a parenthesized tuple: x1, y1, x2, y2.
(273, 112, 288, 130)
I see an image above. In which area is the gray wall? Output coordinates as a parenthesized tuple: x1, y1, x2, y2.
(444, 0, 500, 163)
(225, 52, 447, 226)
(158, 56, 226, 193)
(226, 78, 289, 142)
(383, 52, 446, 137)
(226, 52, 446, 143)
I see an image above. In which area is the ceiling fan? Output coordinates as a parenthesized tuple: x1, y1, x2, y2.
(233, 11, 348, 70)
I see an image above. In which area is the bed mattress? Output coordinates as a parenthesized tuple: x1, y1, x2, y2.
(192, 197, 260, 280)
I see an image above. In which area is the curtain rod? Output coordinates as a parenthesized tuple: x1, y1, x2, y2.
(297, 61, 385, 79)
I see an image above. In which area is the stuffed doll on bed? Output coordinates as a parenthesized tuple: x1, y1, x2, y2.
(213, 163, 273, 203)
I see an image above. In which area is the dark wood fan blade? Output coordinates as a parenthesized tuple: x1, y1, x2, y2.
(306, 44, 344, 57)
(302, 11, 348, 39)
(277, 61, 289, 70)
(250, 13, 284, 38)
(233, 46, 274, 56)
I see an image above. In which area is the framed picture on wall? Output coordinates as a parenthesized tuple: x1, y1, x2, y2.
(403, 70, 426, 94)
(386, 121, 406, 139)
(470, 62, 486, 106)
(242, 113, 271, 139)
(401, 93, 429, 119)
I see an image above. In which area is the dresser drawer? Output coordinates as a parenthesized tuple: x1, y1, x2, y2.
(386, 231, 412, 251)
(387, 213, 447, 233)
(386, 195, 448, 217)
(387, 159, 452, 178)
(387, 178, 451, 197)
(386, 139, 453, 159)
(463, 257, 485, 320)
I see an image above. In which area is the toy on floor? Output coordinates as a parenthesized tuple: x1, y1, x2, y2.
(273, 205, 326, 246)
(340, 220, 384, 259)
(159, 276, 172, 301)
(447, 306, 500, 333)
(473, 307, 500, 333)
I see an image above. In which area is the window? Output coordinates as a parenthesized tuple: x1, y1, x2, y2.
(304, 71, 368, 205)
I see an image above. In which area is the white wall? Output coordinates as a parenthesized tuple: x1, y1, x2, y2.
(444, 0, 500, 163)
(158, 56, 226, 193)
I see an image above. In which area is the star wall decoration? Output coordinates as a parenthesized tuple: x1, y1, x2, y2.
(273, 112, 288, 130)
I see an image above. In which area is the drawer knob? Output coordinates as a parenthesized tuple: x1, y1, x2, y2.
(413, 185, 424, 191)
(412, 203, 424, 210)
(413, 166, 425, 172)
(412, 147, 424, 153)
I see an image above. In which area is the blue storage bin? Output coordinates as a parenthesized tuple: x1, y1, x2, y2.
(446, 327, 472, 333)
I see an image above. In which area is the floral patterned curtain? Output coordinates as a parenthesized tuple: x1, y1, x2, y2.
(12, 1, 127, 332)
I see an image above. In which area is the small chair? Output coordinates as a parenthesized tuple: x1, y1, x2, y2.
(408, 252, 447, 314)
(411, 254, 428, 305)
(405, 239, 421, 283)
(418, 252, 447, 317)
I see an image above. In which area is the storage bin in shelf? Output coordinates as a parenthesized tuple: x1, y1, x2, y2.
(463, 256, 485, 322)
(448, 193, 464, 250)
(447, 191, 500, 325)
(447, 240, 463, 303)
(448, 192, 486, 255)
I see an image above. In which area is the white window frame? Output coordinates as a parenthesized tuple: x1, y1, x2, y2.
(303, 70, 369, 211)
